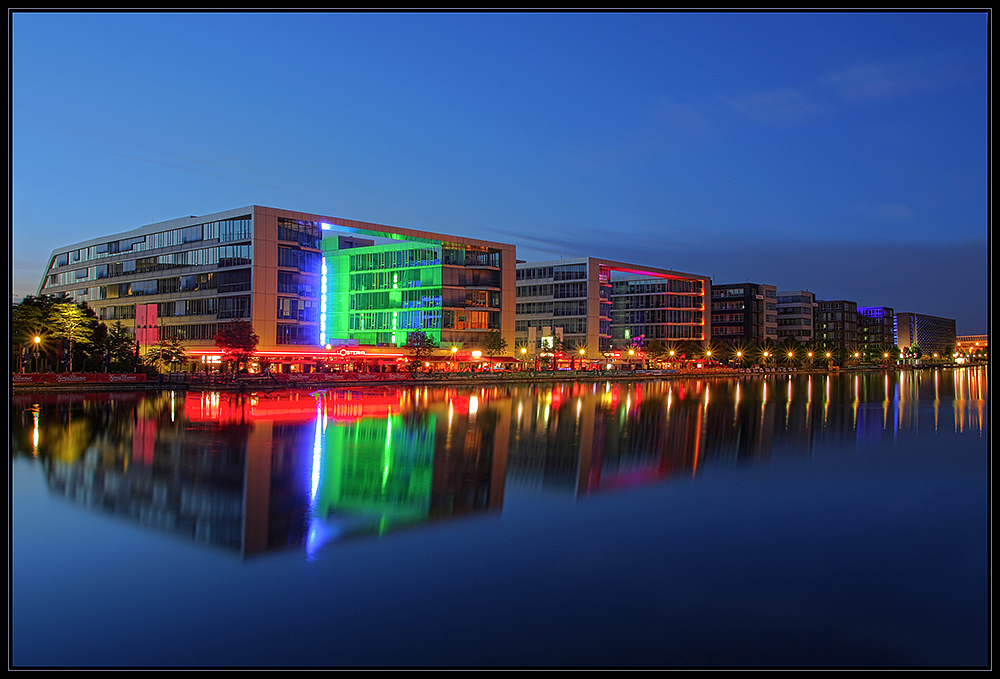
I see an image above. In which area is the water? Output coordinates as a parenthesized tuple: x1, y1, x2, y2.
(11, 368, 989, 667)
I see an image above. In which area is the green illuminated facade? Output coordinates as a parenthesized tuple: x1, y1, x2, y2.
(320, 219, 515, 351)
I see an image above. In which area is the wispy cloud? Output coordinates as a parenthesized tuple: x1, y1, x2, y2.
(721, 87, 826, 123)
(721, 50, 976, 124)
(861, 202, 917, 222)
(821, 51, 972, 104)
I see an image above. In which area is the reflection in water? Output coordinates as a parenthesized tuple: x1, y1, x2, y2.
(10, 367, 988, 558)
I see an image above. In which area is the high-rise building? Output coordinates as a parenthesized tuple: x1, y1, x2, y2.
(37, 206, 516, 371)
(710, 282, 778, 346)
(895, 312, 957, 356)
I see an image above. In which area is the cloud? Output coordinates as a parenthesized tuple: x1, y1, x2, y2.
(861, 202, 917, 222)
(821, 51, 972, 105)
(721, 87, 826, 123)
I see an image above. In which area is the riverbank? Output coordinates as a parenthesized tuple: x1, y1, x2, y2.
(12, 363, 968, 393)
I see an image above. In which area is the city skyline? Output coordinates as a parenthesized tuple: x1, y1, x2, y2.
(11, 12, 989, 333)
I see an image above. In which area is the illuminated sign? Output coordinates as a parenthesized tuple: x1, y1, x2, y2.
(328, 347, 368, 358)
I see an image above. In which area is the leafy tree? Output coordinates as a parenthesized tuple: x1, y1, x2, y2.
(405, 330, 437, 374)
(48, 302, 97, 372)
(644, 339, 666, 367)
(12, 303, 47, 372)
(143, 337, 188, 373)
(214, 320, 259, 372)
(779, 336, 803, 365)
(12, 294, 72, 371)
(481, 330, 508, 370)
(105, 321, 137, 372)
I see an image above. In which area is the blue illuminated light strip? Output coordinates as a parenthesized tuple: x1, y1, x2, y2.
(320, 258, 328, 346)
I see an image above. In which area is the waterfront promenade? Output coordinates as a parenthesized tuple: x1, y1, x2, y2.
(11, 363, 959, 393)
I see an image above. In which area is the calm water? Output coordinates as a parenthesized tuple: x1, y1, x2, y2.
(11, 368, 989, 667)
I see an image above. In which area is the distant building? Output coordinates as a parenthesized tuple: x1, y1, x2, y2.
(857, 306, 896, 351)
(955, 335, 988, 361)
(815, 299, 859, 356)
(710, 282, 778, 346)
(776, 290, 817, 344)
(895, 312, 957, 356)
(515, 257, 710, 356)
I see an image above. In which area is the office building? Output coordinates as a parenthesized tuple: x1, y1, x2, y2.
(815, 300, 859, 356)
(710, 282, 778, 345)
(895, 312, 957, 356)
(776, 290, 818, 344)
(857, 306, 896, 351)
(37, 206, 516, 371)
(515, 257, 710, 358)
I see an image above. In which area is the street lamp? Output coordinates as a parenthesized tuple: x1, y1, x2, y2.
(33, 336, 41, 373)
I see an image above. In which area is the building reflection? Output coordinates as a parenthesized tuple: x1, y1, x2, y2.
(10, 366, 987, 559)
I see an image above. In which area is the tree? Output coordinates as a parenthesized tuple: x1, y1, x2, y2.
(644, 339, 666, 368)
(481, 330, 508, 370)
(405, 330, 437, 374)
(12, 303, 47, 372)
(143, 337, 188, 373)
(12, 294, 73, 372)
(105, 321, 137, 372)
(214, 320, 259, 372)
(48, 302, 96, 372)
(779, 336, 803, 365)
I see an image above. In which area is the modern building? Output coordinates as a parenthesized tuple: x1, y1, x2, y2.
(776, 290, 818, 345)
(710, 282, 778, 346)
(515, 257, 710, 360)
(895, 312, 957, 356)
(37, 206, 516, 371)
(857, 306, 896, 353)
(814, 299, 859, 356)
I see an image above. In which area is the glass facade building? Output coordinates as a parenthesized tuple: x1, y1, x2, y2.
(515, 257, 710, 355)
(894, 312, 957, 356)
(37, 206, 516, 368)
(319, 220, 513, 351)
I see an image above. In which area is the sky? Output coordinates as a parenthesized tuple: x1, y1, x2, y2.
(10, 11, 990, 333)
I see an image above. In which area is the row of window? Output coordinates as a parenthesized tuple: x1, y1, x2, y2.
(69, 270, 252, 304)
(778, 295, 815, 305)
(349, 310, 443, 332)
(349, 247, 442, 272)
(50, 217, 252, 269)
(278, 247, 322, 273)
(97, 295, 252, 321)
(611, 325, 702, 340)
(277, 271, 318, 297)
(277, 217, 322, 249)
(613, 294, 702, 310)
(612, 310, 702, 325)
(277, 298, 317, 322)
(349, 268, 436, 292)
(46, 245, 253, 288)
(613, 279, 703, 294)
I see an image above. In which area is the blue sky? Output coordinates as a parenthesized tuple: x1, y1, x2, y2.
(11, 12, 989, 333)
